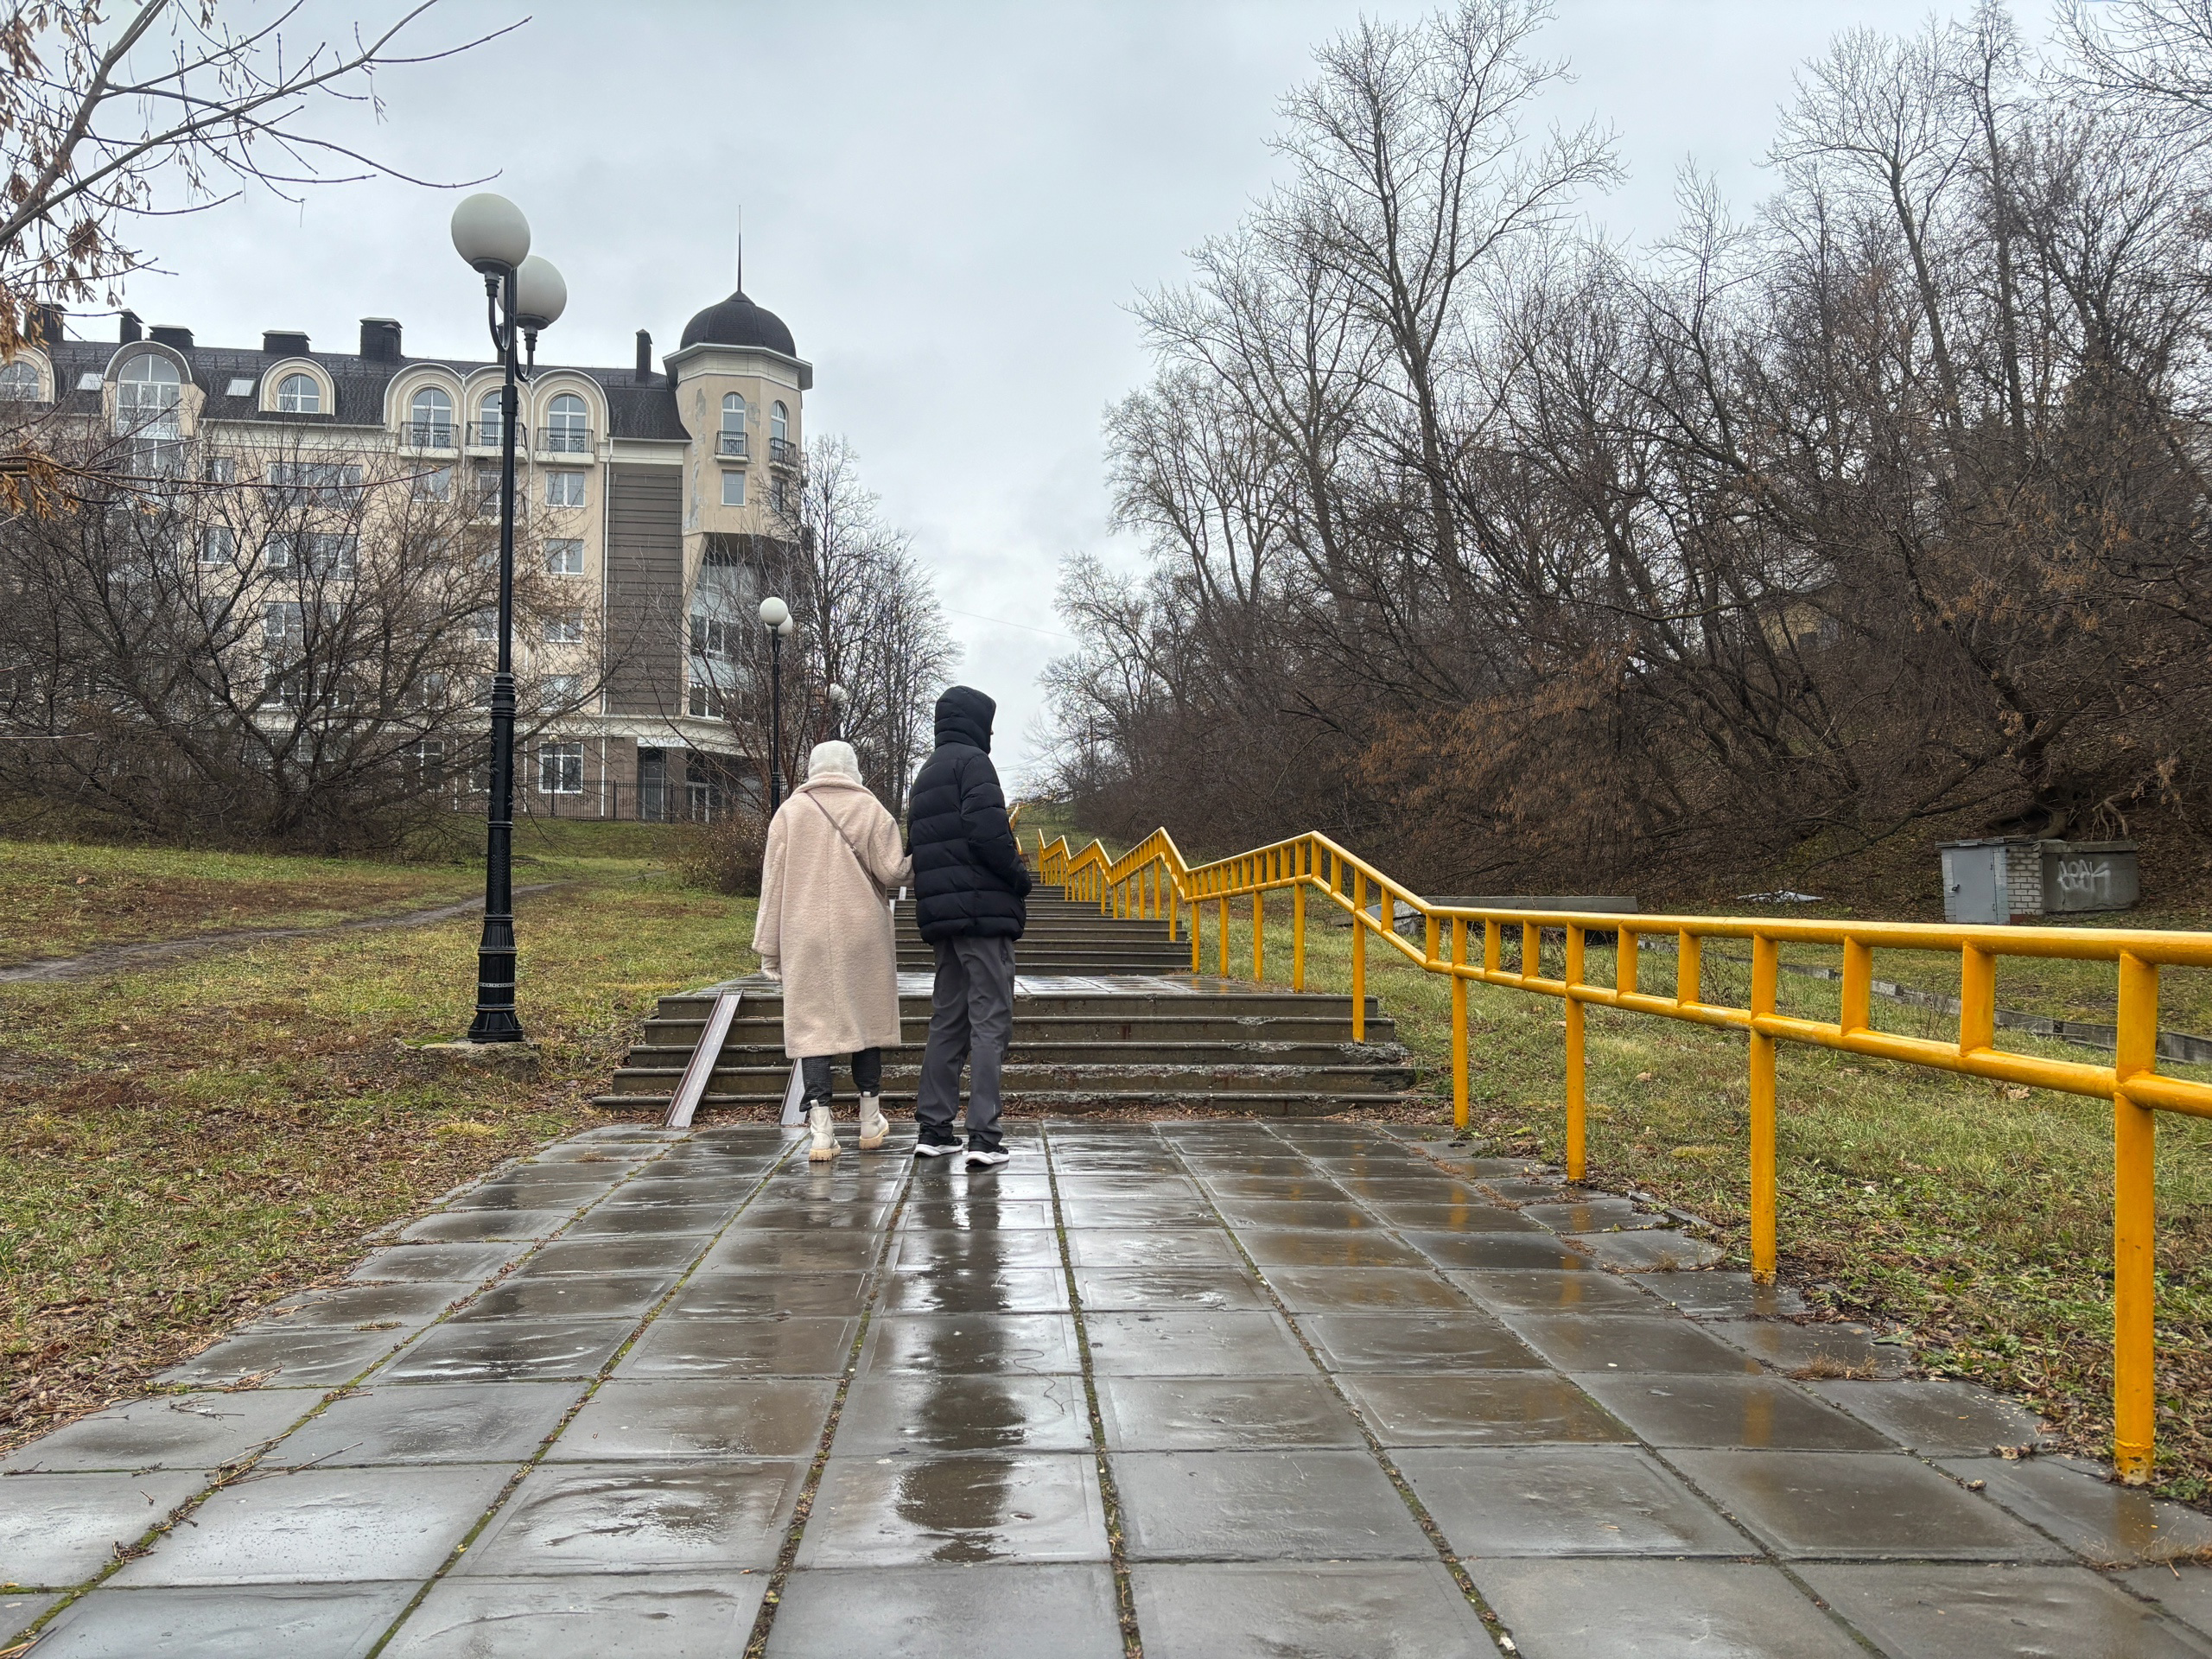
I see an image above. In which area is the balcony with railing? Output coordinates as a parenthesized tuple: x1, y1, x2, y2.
(537, 424, 594, 456)
(401, 420, 457, 451)
(467, 418, 526, 451)
(717, 431, 749, 460)
(768, 436, 798, 463)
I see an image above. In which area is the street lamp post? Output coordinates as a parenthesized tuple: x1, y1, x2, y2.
(450, 193, 564, 1044)
(827, 682, 849, 742)
(760, 596, 792, 809)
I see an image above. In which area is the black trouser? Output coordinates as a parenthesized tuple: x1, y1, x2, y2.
(801, 1047, 882, 1106)
(915, 934, 1015, 1149)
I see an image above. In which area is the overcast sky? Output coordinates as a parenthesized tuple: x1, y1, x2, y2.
(116, 0, 2019, 782)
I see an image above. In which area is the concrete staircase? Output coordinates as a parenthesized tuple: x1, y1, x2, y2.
(594, 883, 1417, 1117)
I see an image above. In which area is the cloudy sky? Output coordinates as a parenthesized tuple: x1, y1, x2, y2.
(118, 0, 2012, 781)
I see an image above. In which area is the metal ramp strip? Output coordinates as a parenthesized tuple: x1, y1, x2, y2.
(664, 990, 741, 1128)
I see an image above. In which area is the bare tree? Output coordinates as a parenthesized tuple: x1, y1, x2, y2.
(0, 424, 601, 848)
(0, 0, 509, 357)
(688, 434, 957, 817)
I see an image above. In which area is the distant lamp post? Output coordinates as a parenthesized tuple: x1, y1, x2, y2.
(760, 595, 792, 808)
(827, 682, 849, 741)
(450, 191, 563, 1045)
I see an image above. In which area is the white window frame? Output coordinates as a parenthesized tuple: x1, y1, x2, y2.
(771, 401, 789, 443)
(408, 386, 454, 445)
(0, 360, 39, 400)
(117, 353, 181, 436)
(545, 538, 585, 575)
(276, 372, 321, 415)
(721, 468, 746, 507)
(545, 392, 588, 452)
(544, 613, 583, 645)
(537, 741, 584, 794)
(545, 470, 586, 508)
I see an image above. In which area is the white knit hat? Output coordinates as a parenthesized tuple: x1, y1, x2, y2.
(806, 740, 863, 784)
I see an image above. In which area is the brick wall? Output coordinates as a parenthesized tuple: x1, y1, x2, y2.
(2005, 841, 2044, 918)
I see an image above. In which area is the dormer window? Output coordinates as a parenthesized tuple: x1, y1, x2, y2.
(409, 386, 453, 447)
(116, 352, 181, 435)
(276, 372, 321, 415)
(546, 392, 588, 454)
(0, 361, 37, 399)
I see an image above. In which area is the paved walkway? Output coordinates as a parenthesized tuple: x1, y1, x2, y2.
(7, 1118, 2212, 1656)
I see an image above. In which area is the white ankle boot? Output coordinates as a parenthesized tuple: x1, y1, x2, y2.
(806, 1103, 840, 1161)
(857, 1093, 888, 1150)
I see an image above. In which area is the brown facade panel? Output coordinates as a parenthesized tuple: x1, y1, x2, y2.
(605, 463, 684, 718)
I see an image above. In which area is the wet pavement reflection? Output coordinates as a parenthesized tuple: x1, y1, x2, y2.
(11, 1116, 2194, 1659)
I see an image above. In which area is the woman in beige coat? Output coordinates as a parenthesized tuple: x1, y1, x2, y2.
(753, 741, 914, 1160)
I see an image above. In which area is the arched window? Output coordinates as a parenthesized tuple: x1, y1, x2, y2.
(116, 352, 181, 435)
(546, 392, 588, 453)
(476, 391, 505, 445)
(720, 392, 747, 457)
(770, 401, 788, 443)
(276, 372, 321, 415)
(408, 386, 452, 447)
(0, 361, 39, 399)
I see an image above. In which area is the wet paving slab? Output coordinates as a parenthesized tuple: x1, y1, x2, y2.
(7, 1115, 2205, 1656)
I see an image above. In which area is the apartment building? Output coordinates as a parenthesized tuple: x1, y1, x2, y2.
(1, 276, 810, 818)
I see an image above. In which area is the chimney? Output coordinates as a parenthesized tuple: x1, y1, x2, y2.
(262, 329, 309, 357)
(33, 305, 63, 346)
(359, 317, 402, 361)
(149, 324, 194, 352)
(635, 328, 652, 383)
(118, 310, 142, 344)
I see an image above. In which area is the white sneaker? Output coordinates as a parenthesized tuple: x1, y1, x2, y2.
(857, 1093, 888, 1150)
(806, 1103, 840, 1161)
(963, 1143, 1012, 1168)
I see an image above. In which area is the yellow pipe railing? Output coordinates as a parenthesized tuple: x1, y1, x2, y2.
(1033, 823, 2212, 1484)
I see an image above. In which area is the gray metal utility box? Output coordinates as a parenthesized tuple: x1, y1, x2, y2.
(1940, 839, 2139, 924)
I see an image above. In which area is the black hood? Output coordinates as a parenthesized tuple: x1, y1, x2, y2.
(934, 685, 995, 753)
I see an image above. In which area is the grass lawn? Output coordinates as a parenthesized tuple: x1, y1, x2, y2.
(0, 822, 759, 1452)
(0, 838, 485, 966)
(1167, 887, 2212, 1502)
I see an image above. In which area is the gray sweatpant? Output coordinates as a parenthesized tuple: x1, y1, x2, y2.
(915, 934, 1016, 1147)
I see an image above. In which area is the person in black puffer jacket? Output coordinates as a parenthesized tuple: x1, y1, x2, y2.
(906, 685, 1030, 1165)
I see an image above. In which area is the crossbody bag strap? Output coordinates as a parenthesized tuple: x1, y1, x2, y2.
(803, 791, 889, 905)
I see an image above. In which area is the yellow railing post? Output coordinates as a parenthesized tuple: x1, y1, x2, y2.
(1620, 926, 1639, 995)
(1678, 930, 1701, 1006)
(1565, 924, 1586, 1182)
(2114, 949, 2159, 1484)
(1218, 895, 1230, 978)
(1253, 887, 1265, 982)
(1293, 875, 1306, 992)
(1750, 932, 1779, 1285)
(1451, 917, 1469, 1130)
(1961, 944, 1996, 1054)
(1351, 871, 1367, 1043)
(1840, 937, 1871, 1034)
(1190, 887, 1202, 973)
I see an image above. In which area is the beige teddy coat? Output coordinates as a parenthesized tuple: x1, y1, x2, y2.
(752, 776, 914, 1058)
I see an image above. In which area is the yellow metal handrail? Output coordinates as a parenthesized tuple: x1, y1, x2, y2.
(1033, 823, 2212, 1484)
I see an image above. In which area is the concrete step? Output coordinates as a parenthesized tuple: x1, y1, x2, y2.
(652, 991, 1384, 1021)
(641, 1014, 1399, 1047)
(604, 1060, 1414, 1101)
(624, 1038, 1403, 1070)
(591, 1088, 1398, 1117)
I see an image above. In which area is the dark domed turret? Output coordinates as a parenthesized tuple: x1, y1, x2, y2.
(679, 286, 796, 357)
